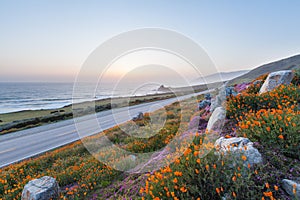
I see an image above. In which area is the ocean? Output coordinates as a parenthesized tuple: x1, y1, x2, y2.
(0, 82, 164, 114)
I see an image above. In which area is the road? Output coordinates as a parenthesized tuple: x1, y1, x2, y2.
(0, 91, 208, 168)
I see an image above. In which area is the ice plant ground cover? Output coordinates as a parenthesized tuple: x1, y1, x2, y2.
(0, 68, 299, 200)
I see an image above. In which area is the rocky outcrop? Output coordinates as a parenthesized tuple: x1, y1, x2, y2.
(282, 178, 300, 198)
(253, 80, 262, 86)
(204, 93, 211, 100)
(225, 87, 238, 97)
(198, 93, 212, 109)
(210, 85, 227, 112)
(214, 137, 262, 167)
(198, 99, 211, 109)
(132, 112, 144, 121)
(157, 85, 171, 92)
(206, 107, 226, 132)
(21, 176, 59, 200)
(259, 70, 294, 94)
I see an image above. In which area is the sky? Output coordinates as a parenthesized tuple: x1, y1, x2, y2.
(1, 0, 300, 82)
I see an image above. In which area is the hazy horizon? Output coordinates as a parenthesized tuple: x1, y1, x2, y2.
(1, 0, 300, 82)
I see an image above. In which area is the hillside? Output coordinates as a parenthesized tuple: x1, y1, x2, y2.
(229, 54, 300, 85)
(193, 70, 249, 84)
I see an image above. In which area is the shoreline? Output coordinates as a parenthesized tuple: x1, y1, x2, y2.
(0, 92, 174, 135)
(0, 82, 220, 135)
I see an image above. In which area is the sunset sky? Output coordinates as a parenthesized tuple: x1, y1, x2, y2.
(1, 0, 300, 82)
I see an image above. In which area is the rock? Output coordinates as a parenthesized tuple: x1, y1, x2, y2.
(282, 179, 300, 198)
(21, 176, 59, 200)
(198, 99, 211, 109)
(214, 137, 262, 166)
(157, 85, 171, 92)
(204, 93, 211, 100)
(253, 80, 262, 86)
(225, 87, 238, 97)
(210, 84, 227, 112)
(207, 107, 226, 132)
(132, 112, 144, 121)
(259, 70, 294, 94)
(0, 120, 2, 123)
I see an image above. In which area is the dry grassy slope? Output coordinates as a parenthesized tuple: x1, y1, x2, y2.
(229, 54, 300, 85)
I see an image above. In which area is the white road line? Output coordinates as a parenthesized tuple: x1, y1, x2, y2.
(57, 131, 76, 136)
(0, 147, 16, 155)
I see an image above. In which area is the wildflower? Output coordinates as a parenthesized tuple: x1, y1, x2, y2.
(216, 187, 220, 194)
(232, 176, 237, 182)
(278, 134, 284, 140)
(194, 151, 199, 157)
(173, 178, 178, 184)
(205, 165, 209, 171)
(180, 186, 187, 193)
(265, 182, 270, 189)
(232, 191, 237, 197)
(168, 191, 174, 198)
(266, 127, 271, 132)
(241, 155, 247, 161)
(263, 191, 273, 197)
(274, 185, 278, 191)
(174, 171, 182, 176)
(139, 188, 144, 194)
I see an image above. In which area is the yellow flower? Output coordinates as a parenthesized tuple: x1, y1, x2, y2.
(232, 176, 237, 182)
(173, 178, 178, 184)
(241, 155, 247, 161)
(174, 159, 180, 164)
(232, 191, 237, 197)
(174, 171, 182, 176)
(263, 191, 273, 197)
(293, 184, 297, 194)
(205, 165, 209, 170)
(180, 186, 187, 193)
(265, 182, 270, 189)
(278, 134, 284, 139)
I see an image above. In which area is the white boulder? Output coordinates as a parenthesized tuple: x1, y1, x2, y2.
(259, 70, 294, 94)
(214, 137, 262, 166)
(282, 179, 300, 198)
(21, 176, 59, 200)
(206, 107, 226, 132)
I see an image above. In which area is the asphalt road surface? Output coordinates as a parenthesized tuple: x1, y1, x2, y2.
(0, 91, 209, 168)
